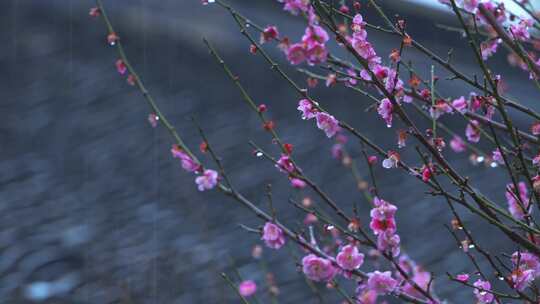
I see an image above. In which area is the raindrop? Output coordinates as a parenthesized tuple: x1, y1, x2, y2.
(256, 151, 263, 157)
(109, 41, 116, 46)
(498, 276, 504, 281)
(476, 156, 485, 163)
(490, 162, 498, 168)
(468, 244, 475, 249)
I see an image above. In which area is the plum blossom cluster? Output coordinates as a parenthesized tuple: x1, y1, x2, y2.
(171, 145, 218, 191)
(370, 197, 400, 257)
(95, 0, 540, 302)
(297, 99, 340, 138)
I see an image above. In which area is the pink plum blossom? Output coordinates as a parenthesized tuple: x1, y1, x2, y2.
(465, 120, 481, 143)
(450, 136, 466, 153)
(356, 289, 378, 304)
(262, 222, 286, 249)
(238, 280, 257, 297)
(370, 197, 397, 235)
(377, 230, 401, 257)
(456, 273, 469, 282)
(297, 99, 317, 120)
(276, 154, 295, 173)
(115, 59, 127, 75)
(260, 26, 279, 44)
(452, 96, 468, 114)
(301, 254, 337, 282)
(366, 271, 398, 295)
(286, 43, 306, 65)
(511, 251, 540, 274)
(195, 169, 218, 191)
(336, 244, 364, 270)
(171, 145, 200, 172)
(511, 268, 535, 291)
(316, 112, 340, 138)
(492, 148, 504, 165)
(511, 19, 532, 41)
(430, 100, 453, 119)
(481, 39, 500, 60)
(279, 0, 310, 15)
(148, 113, 159, 128)
(290, 177, 307, 189)
(473, 279, 494, 303)
(378, 98, 393, 128)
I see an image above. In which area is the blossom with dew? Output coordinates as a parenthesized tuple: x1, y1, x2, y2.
(316, 112, 340, 138)
(397, 130, 407, 148)
(511, 19, 532, 41)
(473, 279, 494, 303)
(480, 39, 500, 60)
(511, 251, 540, 274)
(297, 99, 317, 120)
(195, 169, 218, 191)
(301, 254, 336, 282)
(382, 151, 400, 169)
(147, 113, 159, 128)
(378, 98, 393, 128)
(336, 244, 364, 271)
(238, 280, 257, 297)
(107, 32, 119, 45)
(262, 222, 286, 249)
(276, 154, 295, 173)
(511, 268, 535, 291)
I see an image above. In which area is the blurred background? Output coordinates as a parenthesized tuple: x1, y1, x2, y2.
(1, 0, 540, 303)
